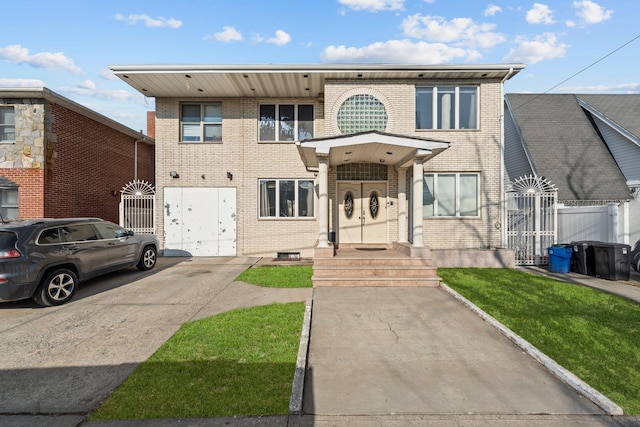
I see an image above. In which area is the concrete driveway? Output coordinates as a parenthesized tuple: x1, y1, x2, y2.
(0, 256, 311, 425)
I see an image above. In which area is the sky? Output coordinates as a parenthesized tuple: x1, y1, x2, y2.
(1, 0, 638, 134)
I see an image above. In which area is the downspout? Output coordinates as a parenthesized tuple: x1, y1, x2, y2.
(134, 131, 149, 181)
(500, 68, 514, 248)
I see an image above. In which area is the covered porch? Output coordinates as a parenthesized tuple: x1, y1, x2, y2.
(296, 131, 450, 286)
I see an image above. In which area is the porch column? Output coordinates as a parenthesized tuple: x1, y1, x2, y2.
(397, 167, 408, 243)
(317, 156, 330, 248)
(412, 158, 425, 247)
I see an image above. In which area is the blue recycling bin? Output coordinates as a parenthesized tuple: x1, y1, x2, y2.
(548, 245, 573, 273)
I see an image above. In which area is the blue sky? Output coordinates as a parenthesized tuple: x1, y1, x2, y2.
(1, 0, 637, 133)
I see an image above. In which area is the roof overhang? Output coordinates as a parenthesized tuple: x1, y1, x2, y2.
(296, 131, 450, 169)
(0, 88, 154, 143)
(109, 63, 525, 99)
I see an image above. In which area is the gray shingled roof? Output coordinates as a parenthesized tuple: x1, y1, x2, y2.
(505, 93, 630, 201)
(0, 176, 18, 188)
(576, 94, 640, 138)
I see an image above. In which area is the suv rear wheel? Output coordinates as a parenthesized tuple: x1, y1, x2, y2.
(34, 268, 79, 306)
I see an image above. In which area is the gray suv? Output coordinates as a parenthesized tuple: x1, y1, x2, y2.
(0, 218, 159, 306)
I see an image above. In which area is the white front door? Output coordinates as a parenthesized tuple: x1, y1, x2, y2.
(338, 182, 387, 245)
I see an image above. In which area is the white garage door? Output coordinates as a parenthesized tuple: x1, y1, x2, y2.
(164, 187, 236, 256)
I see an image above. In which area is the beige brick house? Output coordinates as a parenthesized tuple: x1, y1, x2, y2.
(111, 64, 523, 262)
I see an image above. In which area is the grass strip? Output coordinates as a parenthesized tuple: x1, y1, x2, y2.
(91, 302, 306, 420)
(236, 265, 313, 288)
(438, 268, 640, 415)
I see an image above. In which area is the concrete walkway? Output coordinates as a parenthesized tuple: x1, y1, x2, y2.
(301, 287, 616, 424)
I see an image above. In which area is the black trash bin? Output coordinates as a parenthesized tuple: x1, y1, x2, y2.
(592, 242, 631, 281)
(570, 241, 597, 276)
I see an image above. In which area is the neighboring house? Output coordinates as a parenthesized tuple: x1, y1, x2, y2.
(0, 88, 155, 223)
(111, 64, 524, 260)
(505, 93, 639, 245)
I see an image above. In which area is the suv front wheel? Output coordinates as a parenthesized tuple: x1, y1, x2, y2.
(137, 246, 157, 271)
(34, 268, 79, 306)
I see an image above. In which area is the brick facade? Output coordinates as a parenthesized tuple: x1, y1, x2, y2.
(154, 76, 505, 256)
(0, 89, 155, 223)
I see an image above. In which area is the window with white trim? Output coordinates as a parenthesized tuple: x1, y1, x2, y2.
(423, 173, 479, 217)
(0, 107, 16, 142)
(0, 187, 18, 220)
(259, 104, 314, 141)
(416, 86, 478, 130)
(181, 103, 222, 142)
(259, 179, 315, 218)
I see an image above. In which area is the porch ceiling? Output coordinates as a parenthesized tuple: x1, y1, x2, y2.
(296, 131, 450, 169)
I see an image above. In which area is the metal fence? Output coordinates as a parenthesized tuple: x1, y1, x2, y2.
(506, 176, 557, 265)
(119, 180, 156, 234)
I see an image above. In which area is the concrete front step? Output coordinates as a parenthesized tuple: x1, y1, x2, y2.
(313, 265, 439, 277)
(314, 257, 433, 267)
(312, 276, 441, 287)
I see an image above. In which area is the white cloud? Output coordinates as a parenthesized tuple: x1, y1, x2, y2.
(267, 30, 291, 46)
(503, 32, 569, 64)
(60, 86, 140, 101)
(210, 26, 243, 42)
(401, 14, 505, 48)
(78, 80, 96, 90)
(484, 5, 502, 17)
(0, 44, 82, 74)
(526, 3, 556, 24)
(115, 13, 182, 29)
(321, 39, 480, 64)
(99, 68, 118, 80)
(0, 78, 45, 88)
(565, 20, 577, 28)
(338, 0, 404, 12)
(572, 0, 613, 24)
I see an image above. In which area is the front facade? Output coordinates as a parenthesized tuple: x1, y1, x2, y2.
(112, 64, 523, 258)
(0, 88, 155, 223)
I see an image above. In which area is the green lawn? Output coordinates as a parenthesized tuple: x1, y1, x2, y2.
(91, 302, 306, 420)
(236, 265, 313, 288)
(438, 268, 640, 415)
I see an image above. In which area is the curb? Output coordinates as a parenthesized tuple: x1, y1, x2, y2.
(289, 297, 313, 415)
(440, 282, 625, 416)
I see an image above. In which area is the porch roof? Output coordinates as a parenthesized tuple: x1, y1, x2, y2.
(295, 131, 450, 169)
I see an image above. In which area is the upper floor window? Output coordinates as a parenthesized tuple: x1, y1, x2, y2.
(416, 86, 478, 130)
(423, 173, 479, 217)
(337, 94, 388, 135)
(0, 107, 16, 142)
(0, 187, 18, 220)
(181, 103, 222, 142)
(259, 104, 314, 142)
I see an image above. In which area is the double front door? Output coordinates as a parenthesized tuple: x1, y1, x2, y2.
(337, 182, 387, 245)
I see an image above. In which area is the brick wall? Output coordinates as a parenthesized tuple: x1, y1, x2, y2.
(154, 78, 505, 255)
(1, 169, 45, 218)
(45, 103, 155, 222)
